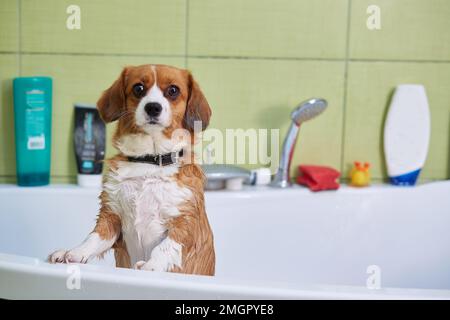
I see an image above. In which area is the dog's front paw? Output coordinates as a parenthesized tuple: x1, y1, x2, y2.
(133, 260, 164, 272)
(48, 250, 88, 264)
(48, 250, 68, 263)
(134, 260, 147, 270)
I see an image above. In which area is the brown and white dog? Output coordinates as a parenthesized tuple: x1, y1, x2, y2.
(48, 64, 215, 276)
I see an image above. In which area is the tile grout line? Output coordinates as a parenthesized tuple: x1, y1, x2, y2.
(188, 55, 344, 62)
(186, 56, 450, 64)
(17, 0, 22, 75)
(350, 58, 450, 64)
(339, 0, 352, 175)
(1, 50, 449, 64)
(184, 0, 189, 68)
(12, 51, 186, 58)
(2, 44, 450, 65)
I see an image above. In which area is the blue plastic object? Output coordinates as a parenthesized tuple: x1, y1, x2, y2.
(389, 169, 421, 186)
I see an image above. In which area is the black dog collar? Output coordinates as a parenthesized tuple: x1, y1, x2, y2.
(127, 149, 184, 166)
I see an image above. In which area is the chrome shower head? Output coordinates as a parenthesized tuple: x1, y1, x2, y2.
(291, 98, 328, 126)
(270, 97, 328, 188)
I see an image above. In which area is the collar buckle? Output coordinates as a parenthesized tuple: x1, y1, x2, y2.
(172, 151, 180, 166)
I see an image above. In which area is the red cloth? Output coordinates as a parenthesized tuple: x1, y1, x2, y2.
(296, 165, 340, 192)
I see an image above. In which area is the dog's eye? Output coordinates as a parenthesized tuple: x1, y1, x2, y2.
(132, 83, 145, 98)
(165, 85, 180, 100)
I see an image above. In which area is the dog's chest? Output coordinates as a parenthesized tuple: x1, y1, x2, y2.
(105, 163, 191, 262)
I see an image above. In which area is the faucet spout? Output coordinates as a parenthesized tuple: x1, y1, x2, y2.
(270, 98, 328, 188)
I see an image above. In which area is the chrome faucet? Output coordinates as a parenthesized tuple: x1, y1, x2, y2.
(270, 98, 328, 188)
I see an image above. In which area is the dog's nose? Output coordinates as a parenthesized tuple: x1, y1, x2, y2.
(144, 102, 162, 118)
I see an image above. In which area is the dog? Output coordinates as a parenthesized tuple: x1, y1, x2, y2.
(49, 64, 215, 276)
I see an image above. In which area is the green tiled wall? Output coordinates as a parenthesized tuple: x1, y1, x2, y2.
(0, 54, 18, 183)
(349, 0, 450, 61)
(188, 58, 346, 172)
(1, 0, 449, 184)
(21, 0, 186, 55)
(188, 0, 348, 59)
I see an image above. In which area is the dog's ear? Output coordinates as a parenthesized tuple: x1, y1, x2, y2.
(97, 67, 129, 123)
(184, 72, 211, 131)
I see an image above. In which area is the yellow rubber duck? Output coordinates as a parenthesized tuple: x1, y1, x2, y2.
(349, 161, 371, 187)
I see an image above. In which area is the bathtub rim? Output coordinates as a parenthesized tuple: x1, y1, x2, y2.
(0, 179, 449, 198)
(1, 252, 450, 300)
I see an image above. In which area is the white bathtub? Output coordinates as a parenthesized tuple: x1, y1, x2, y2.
(0, 181, 449, 299)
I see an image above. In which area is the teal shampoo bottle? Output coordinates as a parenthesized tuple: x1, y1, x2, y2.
(13, 77, 52, 186)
